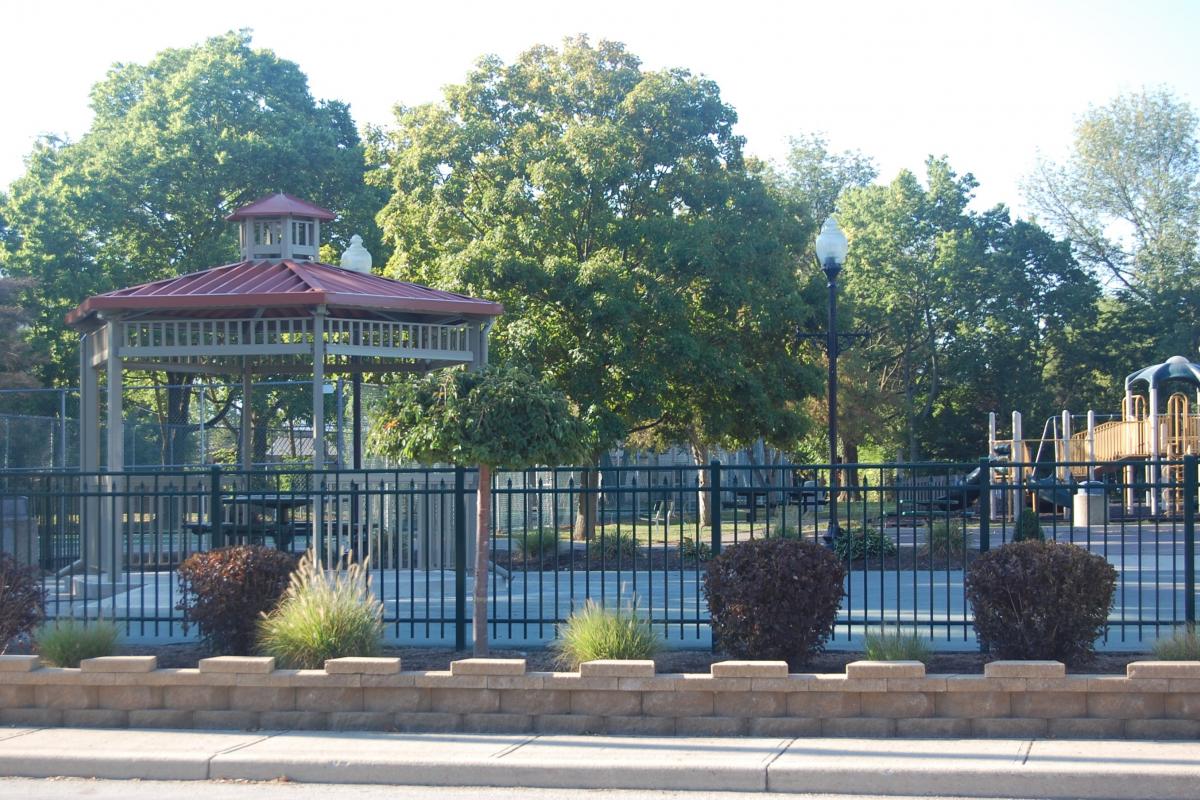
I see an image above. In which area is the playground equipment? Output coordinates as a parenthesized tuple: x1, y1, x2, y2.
(996, 354, 1200, 518)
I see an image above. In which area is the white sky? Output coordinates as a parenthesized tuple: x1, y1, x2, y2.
(3, 0, 1199, 215)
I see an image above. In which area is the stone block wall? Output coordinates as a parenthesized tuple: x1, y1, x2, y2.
(1, 655, 1198, 739)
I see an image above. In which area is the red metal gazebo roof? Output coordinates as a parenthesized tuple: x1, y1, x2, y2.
(225, 193, 337, 222)
(66, 259, 503, 328)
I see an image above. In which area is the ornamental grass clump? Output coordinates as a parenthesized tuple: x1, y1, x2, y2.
(1152, 627, 1200, 660)
(704, 537, 845, 663)
(862, 628, 932, 664)
(256, 551, 383, 669)
(516, 528, 562, 561)
(551, 599, 661, 670)
(36, 618, 120, 667)
(965, 540, 1116, 665)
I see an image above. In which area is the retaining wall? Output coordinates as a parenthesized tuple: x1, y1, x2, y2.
(1, 655, 1198, 739)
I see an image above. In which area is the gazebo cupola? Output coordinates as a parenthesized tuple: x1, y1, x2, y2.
(227, 192, 335, 261)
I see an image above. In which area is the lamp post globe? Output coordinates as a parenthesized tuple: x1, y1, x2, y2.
(815, 216, 848, 544)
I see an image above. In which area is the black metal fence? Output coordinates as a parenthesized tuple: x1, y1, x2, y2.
(1, 458, 1195, 650)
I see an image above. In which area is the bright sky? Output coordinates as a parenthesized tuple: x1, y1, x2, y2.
(4, 0, 1199, 215)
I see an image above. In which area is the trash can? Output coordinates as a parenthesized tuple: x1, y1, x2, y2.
(1073, 481, 1107, 528)
(0, 496, 39, 568)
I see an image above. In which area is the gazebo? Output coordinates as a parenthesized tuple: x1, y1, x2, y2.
(66, 193, 502, 579)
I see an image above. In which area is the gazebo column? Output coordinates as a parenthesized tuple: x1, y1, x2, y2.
(103, 320, 124, 581)
(1149, 383, 1160, 515)
(240, 364, 253, 473)
(312, 309, 326, 563)
(79, 332, 102, 572)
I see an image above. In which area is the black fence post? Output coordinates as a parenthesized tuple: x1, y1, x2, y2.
(208, 465, 222, 548)
(454, 465, 468, 650)
(978, 457, 990, 553)
(1184, 454, 1196, 629)
(709, 459, 722, 557)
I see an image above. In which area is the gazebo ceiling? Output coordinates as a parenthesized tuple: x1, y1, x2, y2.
(66, 259, 503, 329)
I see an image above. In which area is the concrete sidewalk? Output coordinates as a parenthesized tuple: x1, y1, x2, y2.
(0, 726, 1197, 799)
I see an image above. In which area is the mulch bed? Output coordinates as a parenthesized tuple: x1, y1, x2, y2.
(115, 642, 1146, 674)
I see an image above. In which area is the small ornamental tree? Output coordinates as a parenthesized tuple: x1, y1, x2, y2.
(371, 366, 587, 655)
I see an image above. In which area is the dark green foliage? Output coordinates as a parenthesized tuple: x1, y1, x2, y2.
(516, 529, 562, 561)
(832, 527, 897, 561)
(1013, 510, 1045, 542)
(924, 520, 969, 559)
(704, 538, 845, 663)
(965, 541, 1117, 664)
(0, 553, 44, 652)
(177, 546, 298, 654)
(679, 537, 712, 562)
(598, 530, 639, 562)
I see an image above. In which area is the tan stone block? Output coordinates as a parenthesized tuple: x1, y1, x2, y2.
(199, 656, 275, 674)
(579, 659, 655, 678)
(676, 716, 746, 736)
(971, 717, 1047, 737)
(129, 709, 194, 728)
(499, 689, 570, 715)
(393, 711, 462, 732)
(141, 669, 206, 687)
(80, 656, 157, 673)
(487, 675, 545, 690)
(714, 691, 785, 717)
(0, 708, 62, 726)
(1127, 661, 1200, 679)
(846, 660, 925, 679)
(229, 686, 295, 712)
(542, 673, 618, 691)
(1165, 693, 1200, 719)
(413, 671, 487, 689)
(236, 670, 359, 688)
(430, 688, 500, 714)
(710, 660, 788, 679)
(747, 717, 821, 737)
(98, 685, 162, 711)
(860, 691, 933, 718)
(571, 689, 641, 716)
(359, 673, 417, 688)
(461, 712, 532, 733)
(809, 675, 887, 692)
(362, 687, 429, 713)
(1024, 677, 1089, 692)
(751, 676, 816, 692)
(1168, 679, 1200, 692)
(1125, 719, 1200, 739)
(945, 676, 1025, 692)
(0, 685, 34, 707)
(450, 658, 526, 676)
(328, 711, 394, 731)
(34, 684, 96, 709)
(1087, 676, 1169, 692)
(193, 710, 258, 729)
(1012, 691, 1086, 718)
(63, 709, 127, 728)
(1087, 692, 1165, 719)
(887, 677, 947, 692)
(163, 685, 228, 711)
(260, 711, 328, 730)
(295, 687, 362, 712)
(8, 667, 80, 685)
(934, 691, 1010, 718)
(821, 718, 894, 737)
(895, 718, 973, 738)
(1046, 717, 1124, 739)
(534, 713, 604, 734)
(605, 715, 675, 735)
(787, 692, 860, 718)
(324, 657, 401, 675)
(0, 655, 39, 672)
(643, 690, 713, 717)
(984, 660, 1064, 678)
(617, 676, 683, 691)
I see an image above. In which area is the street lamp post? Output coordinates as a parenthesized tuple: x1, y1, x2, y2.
(815, 217, 849, 544)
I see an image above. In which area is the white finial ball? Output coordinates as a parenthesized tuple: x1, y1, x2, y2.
(340, 234, 373, 274)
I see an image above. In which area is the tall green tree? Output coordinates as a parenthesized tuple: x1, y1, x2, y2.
(371, 366, 586, 655)
(372, 37, 817, 532)
(0, 31, 385, 463)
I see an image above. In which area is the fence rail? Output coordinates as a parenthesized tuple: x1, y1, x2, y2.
(1, 458, 1196, 649)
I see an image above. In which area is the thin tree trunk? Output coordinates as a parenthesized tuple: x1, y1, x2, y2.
(843, 442, 860, 501)
(688, 432, 712, 528)
(474, 463, 491, 657)
(573, 463, 599, 541)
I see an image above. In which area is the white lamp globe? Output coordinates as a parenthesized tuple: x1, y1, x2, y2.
(814, 217, 849, 268)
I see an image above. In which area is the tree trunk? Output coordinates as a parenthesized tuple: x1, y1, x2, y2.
(689, 434, 712, 528)
(573, 463, 599, 541)
(162, 373, 194, 467)
(474, 463, 491, 657)
(843, 442, 860, 501)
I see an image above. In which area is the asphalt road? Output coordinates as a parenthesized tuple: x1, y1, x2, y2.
(0, 778, 1031, 800)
